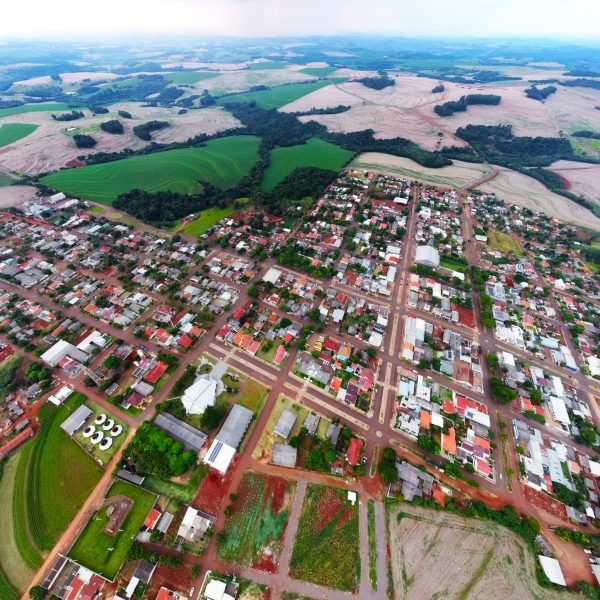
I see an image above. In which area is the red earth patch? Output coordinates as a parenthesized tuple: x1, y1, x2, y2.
(193, 463, 235, 516)
(314, 487, 345, 532)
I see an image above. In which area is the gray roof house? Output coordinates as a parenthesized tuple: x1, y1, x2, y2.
(274, 409, 297, 439)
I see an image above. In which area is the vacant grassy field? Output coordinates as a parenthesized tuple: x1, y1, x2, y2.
(182, 206, 235, 235)
(248, 61, 289, 70)
(217, 81, 333, 109)
(164, 71, 218, 84)
(69, 480, 156, 581)
(20, 393, 103, 552)
(143, 464, 207, 504)
(262, 138, 353, 191)
(0, 102, 74, 118)
(0, 124, 38, 148)
(487, 228, 523, 255)
(290, 484, 359, 591)
(217, 472, 295, 568)
(299, 67, 337, 78)
(0, 171, 14, 187)
(41, 135, 261, 204)
(0, 451, 35, 595)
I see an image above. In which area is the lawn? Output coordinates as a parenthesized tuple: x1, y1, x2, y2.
(217, 81, 333, 109)
(182, 206, 235, 235)
(41, 135, 261, 204)
(487, 228, 523, 256)
(0, 102, 75, 118)
(217, 471, 295, 569)
(262, 138, 353, 191)
(69, 480, 156, 581)
(299, 67, 337, 78)
(18, 393, 103, 552)
(367, 499, 377, 591)
(163, 71, 218, 84)
(439, 257, 467, 273)
(143, 464, 207, 504)
(0, 123, 38, 148)
(289, 484, 360, 591)
(0, 451, 35, 595)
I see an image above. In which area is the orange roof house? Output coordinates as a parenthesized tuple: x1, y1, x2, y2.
(442, 427, 457, 455)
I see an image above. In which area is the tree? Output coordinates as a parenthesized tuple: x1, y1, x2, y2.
(417, 435, 440, 454)
(73, 134, 97, 148)
(29, 586, 46, 600)
(100, 119, 124, 134)
(201, 405, 226, 431)
(103, 355, 122, 370)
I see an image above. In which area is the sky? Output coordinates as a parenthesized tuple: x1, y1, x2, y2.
(3, 0, 600, 40)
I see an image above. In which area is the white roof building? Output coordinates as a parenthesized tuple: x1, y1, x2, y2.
(181, 377, 220, 415)
(415, 245, 440, 268)
(538, 556, 566, 586)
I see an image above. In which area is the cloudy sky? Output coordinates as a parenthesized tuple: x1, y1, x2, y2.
(3, 0, 600, 39)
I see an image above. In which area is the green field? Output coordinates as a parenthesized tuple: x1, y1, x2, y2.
(41, 135, 261, 204)
(217, 81, 333, 109)
(164, 71, 218, 85)
(18, 394, 103, 552)
(182, 206, 235, 235)
(299, 67, 337, 78)
(0, 171, 14, 187)
(262, 138, 353, 191)
(487, 228, 523, 255)
(69, 480, 156, 580)
(217, 472, 294, 566)
(0, 124, 38, 148)
(0, 102, 75, 118)
(290, 484, 360, 591)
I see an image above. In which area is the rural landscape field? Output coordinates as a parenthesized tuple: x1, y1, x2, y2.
(2, 6, 600, 600)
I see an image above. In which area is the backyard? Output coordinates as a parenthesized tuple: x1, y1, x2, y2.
(69, 479, 156, 581)
(289, 484, 360, 591)
(217, 471, 295, 571)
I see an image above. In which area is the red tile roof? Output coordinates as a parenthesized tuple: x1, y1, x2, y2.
(346, 437, 363, 466)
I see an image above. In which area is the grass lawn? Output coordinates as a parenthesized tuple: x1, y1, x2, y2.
(163, 72, 218, 85)
(69, 480, 156, 581)
(19, 393, 103, 552)
(262, 138, 353, 191)
(298, 67, 337, 78)
(41, 135, 261, 204)
(367, 499, 377, 591)
(0, 451, 35, 595)
(290, 484, 359, 591)
(0, 124, 38, 148)
(217, 471, 295, 567)
(0, 102, 75, 118)
(182, 206, 235, 236)
(217, 81, 333, 109)
(439, 258, 466, 273)
(143, 464, 208, 504)
(256, 338, 282, 364)
(487, 228, 522, 256)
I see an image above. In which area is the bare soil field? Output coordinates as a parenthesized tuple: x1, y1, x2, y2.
(202, 69, 315, 94)
(59, 72, 119, 84)
(279, 85, 363, 113)
(549, 160, 600, 205)
(0, 103, 241, 175)
(0, 185, 37, 207)
(388, 505, 575, 600)
(479, 166, 600, 230)
(351, 153, 492, 188)
(11, 75, 53, 89)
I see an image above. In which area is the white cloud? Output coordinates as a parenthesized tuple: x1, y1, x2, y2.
(2, 0, 600, 39)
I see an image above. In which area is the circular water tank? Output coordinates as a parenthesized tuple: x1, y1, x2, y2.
(95, 414, 107, 426)
(99, 437, 113, 451)
(102, 419, 115, 431)
(91, 431, 104, 445)
(110, 424, 123, 437)
(82, 425, 95, 438)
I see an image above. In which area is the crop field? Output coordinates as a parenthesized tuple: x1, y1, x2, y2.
(248, 61, 290, 70)
(41, 135, 261, 203)
(69, 480, 156, 581)
(262, 138, 353, 191)
(17, 393, 103, 552)
(299, 67, 337, 78)
(388, 505, 573, 600)
(0, 171, 14, 187)
(163, 71, 218, 84)
(0, 102, 75, 118)
(217, 471, 295, 571)
(486, 229, 523, 255)
(217, 81, 333, 109)
(182, 206, 235, 235)
(289, 484, 360, 591)
(0, 124, 38, 148)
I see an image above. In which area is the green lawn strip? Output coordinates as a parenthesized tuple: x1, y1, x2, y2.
(143, 464, 207, 504)
(69, 480, 156, 581)
(25, 394, 103, 552)
(217, 81, 332, 109)
(282, 594, 317, 600)
(0, 451, 36, 592)
(439, 258, 467, 273)
(0, 124, 38, 148)
(262, 138, 354, 191)
(290, 484, 360, 591)
(41, 135, 261, 204)
(12, 442, 43, 570)
(367, 499, 377, 591)
(163, 72, 218, 85)
(217, 472, 292, 566)
(0, 103, 75, 118)
(182, 206, 235, 236)
(457, 548, 494, 600)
